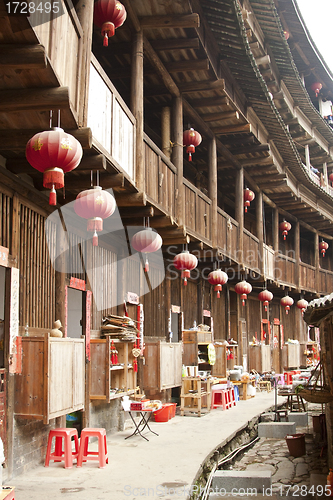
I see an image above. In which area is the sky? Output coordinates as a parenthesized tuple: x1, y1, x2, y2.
(296, 0, 333, 73)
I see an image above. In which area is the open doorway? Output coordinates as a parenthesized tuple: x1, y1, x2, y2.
(67, 287, 83, 339)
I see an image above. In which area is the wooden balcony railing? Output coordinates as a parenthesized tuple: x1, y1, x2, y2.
(144, 135, 176, 217)
(31, 0, 83, 114)
(216, 209, 239, 262)
(299, 262, 316, 291)
(184, 181, 212, 243)
(319, 269, 333, 295)
(87, 56, 135, 180)
(275, 253, 296, 286)
(243, 229, 260, 271)
(263, 244, 275, 280)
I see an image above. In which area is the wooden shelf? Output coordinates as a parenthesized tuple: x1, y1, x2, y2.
(90, 338, 137, 402)
(180, 377, 211, 417)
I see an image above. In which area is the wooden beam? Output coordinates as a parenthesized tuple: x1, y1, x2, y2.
(0, 87, 70, 112)
(149, 215, 177, 229)
(150, 38, 200, 51)
(212, 123, 252, 135)
(201, 110, 239, 122)
(252, 173, 287, 183)
(6, 153, 106, 174)
(143, 36, 180, 98)
(239, 156, 274, 167)
(114, 192, 147, 207)
(112, 58, 210, 79)
(139, 14, 200, 29)
(162, 235, 190, 246)
(120, 206, 154, 219)
(0, 44, 47, 69)
(229, 144, 270, 155)
(189, 96, 230, 108)
(179, 79, 225, 93)
(0, 127, 92, 151)
(65, 173, 125, 190)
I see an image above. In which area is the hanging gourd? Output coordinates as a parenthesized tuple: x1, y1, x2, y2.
(281, 295, 294, 314)
(183, 128, 202, 161)
(279, 220, 291, 240)
(311, 82, 322, 98)
(319, 240, 329, 257)
(244, 188, 255, 213)
(74, 186, 116, 246)
(26, 128, 83, 206)
(258, 290, 273, 312)
(94, 0, 127, 47)
(131, 228, 163, 272)
(208, 269, 228, 298)
(173, 250, 198, 286)
(235, 280, 252, 306)
(297, 298, 308, 315)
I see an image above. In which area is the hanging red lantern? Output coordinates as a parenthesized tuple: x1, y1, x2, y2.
(258, 290, 273, 312)
(279, 220, 291, 240)
(329, 173, 333, 186)
(74, 186, 116, 246)
(311, 82, 322, 97)
(284, 30, 290, 40)
(173, 250, 198, 286)
(131, 228, 163, 272)
(235, 280, 252, 306)
(183, 128, 202, 161)
(244, 188, 255, 213)
(280, 295, 294, 314)
(208, 269, 228, 298)
(319, 240, 329, 257)
(94, 0, 127, 47)
(26, 127, 83, 206)
(297, 298, 308, 315)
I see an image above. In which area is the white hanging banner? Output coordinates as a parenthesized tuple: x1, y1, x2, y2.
(9, 267, 20, 373)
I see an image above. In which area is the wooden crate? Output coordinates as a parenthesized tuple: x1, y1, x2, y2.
(142, 340, 182, 391)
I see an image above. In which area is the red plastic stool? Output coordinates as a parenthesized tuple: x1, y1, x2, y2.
(45, 428, 79, 469)
(77, 428, 108, 468)
(211, 388, 228, 410)
(228, 387, 236, 407)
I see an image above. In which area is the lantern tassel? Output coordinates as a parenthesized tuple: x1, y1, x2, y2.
(184, 277, 188, 286)
(49, 185, 57, 206)
(188, 153, 192, 161)
(93, 230, 98, 247)
(133, 358, 138, 372)
(217, 291, 220, 298)
(103, 33, 109, 47)
(245, 206, 248, 213)
(144, 257, 149, 273)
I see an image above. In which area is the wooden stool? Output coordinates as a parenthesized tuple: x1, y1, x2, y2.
(77, 428, 108, 468)
(258, 380, 271, 392)
(45, 428, 79, 469)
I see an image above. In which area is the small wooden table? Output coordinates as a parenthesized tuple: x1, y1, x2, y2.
(257, 380, 272, 392)
(232, 380, 255, 400)
(180, 377, 211, 416)
(278, 391, 306, 412)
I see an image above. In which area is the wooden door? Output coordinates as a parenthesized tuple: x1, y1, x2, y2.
(272, 319, 281, 373)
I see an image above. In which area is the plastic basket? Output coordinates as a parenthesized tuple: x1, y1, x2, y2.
(153, 404, 170, 422)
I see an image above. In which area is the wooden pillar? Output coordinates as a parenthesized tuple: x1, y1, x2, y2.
(208, 136, 218, 248)
(294, 220, 300, 290)
(273, 208, 279, 252)
(131, 30, 144, 192)
(323, 161, 328, 188)
(305, 144, 311, 171)
(172, 96, 184, 225)
(161, 107, 171, 159)
(315, 231, 320, 291)
(55, 223, 67, 329)
(75, 0, 94, 127)
(235, 167, 244, 266)
(256, 190, 263, 275)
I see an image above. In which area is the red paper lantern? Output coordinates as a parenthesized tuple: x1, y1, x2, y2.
(235, 280, 252, 306)
(284, 30, 290, 40)
(26, 128, 83, 206)
(258, 290, 273, 311)
(329, 173, 333, 186)
(319, 240, 329, 257)
(74, 186, 116, 246)
(94, 0, 127, 47)
(208, 269, 228, 298)
(183, 128, 202, 161)
(173, 251, 198, 286)
(280, 295, 294, 314)
(244, 188, 255, 213)
(131, 228, 163, 272)
(297, 298, 308, 315)
(311, 82, 322, 97)
(279, 220, 291, 240)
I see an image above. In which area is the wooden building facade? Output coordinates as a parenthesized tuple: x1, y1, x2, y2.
(1, 0, 333, 477)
